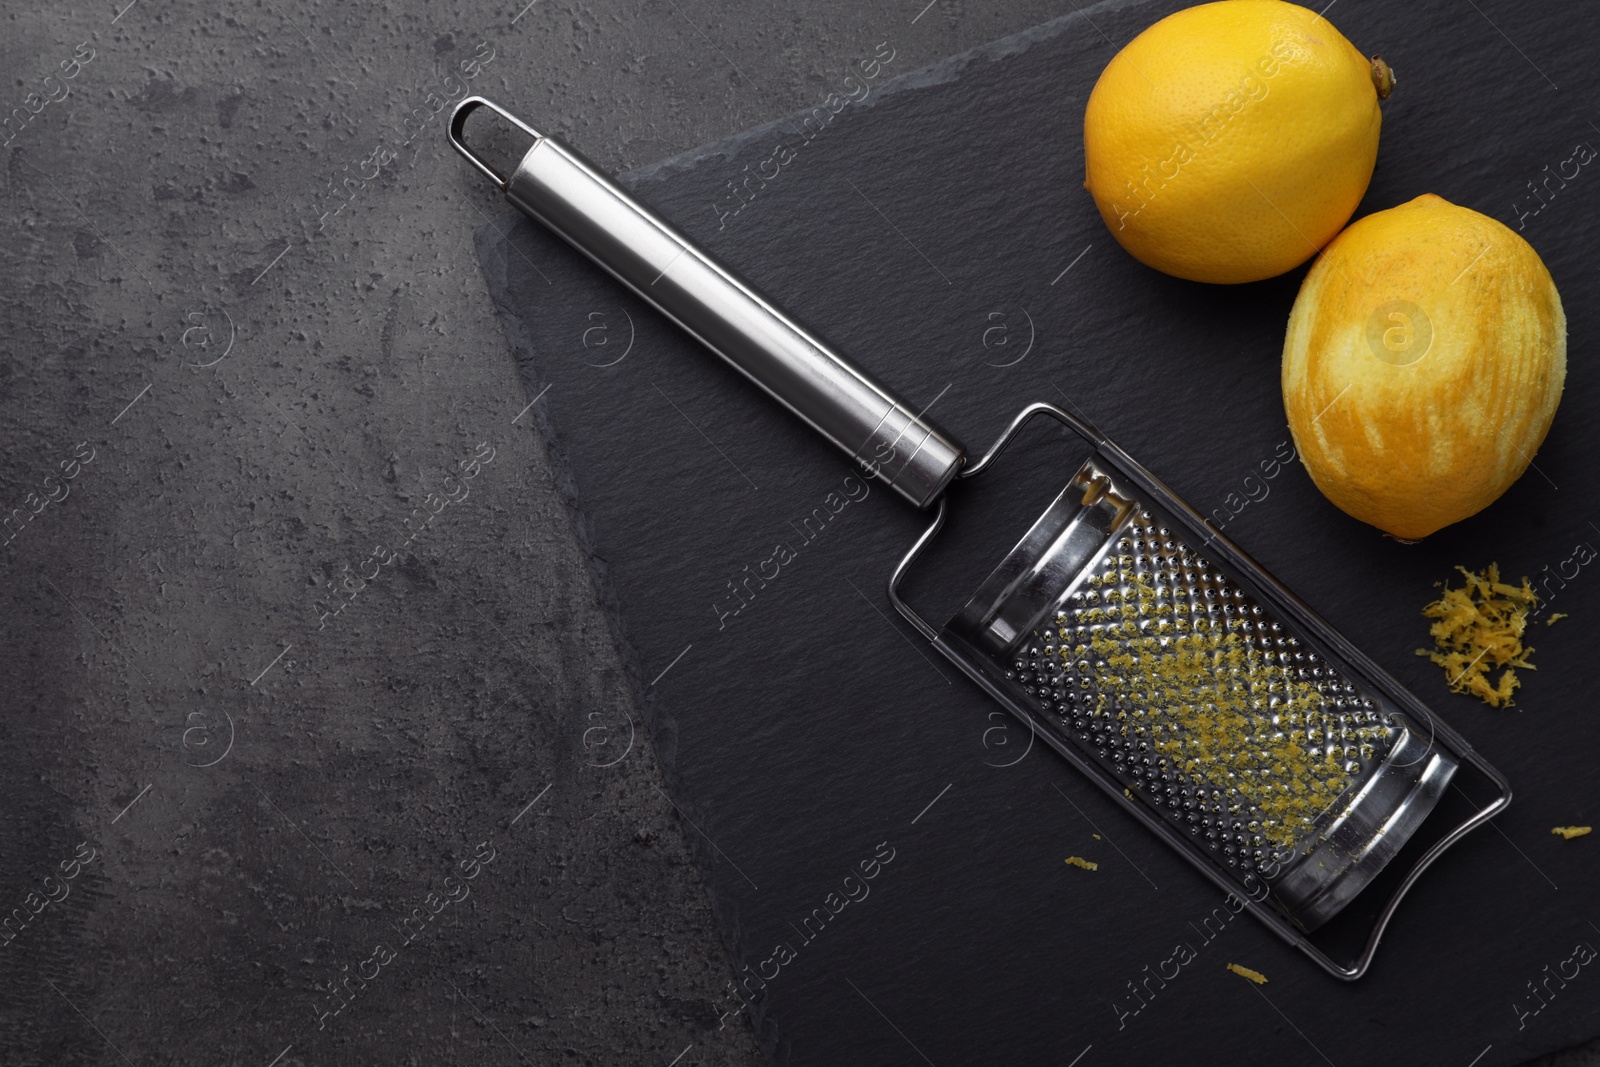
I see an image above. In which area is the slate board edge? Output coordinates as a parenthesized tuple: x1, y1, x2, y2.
(471, 222, 676, 765)
(619, 0, 1162, 189)
(475, 220, 811, 1054)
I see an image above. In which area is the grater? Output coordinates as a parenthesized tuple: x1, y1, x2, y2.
(449, 96, 1511, 979)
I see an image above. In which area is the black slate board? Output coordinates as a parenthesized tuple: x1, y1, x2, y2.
(474, 3, 1600, 1063)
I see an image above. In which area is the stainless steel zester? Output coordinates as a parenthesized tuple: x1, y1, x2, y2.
(449, 96, 1511, 979)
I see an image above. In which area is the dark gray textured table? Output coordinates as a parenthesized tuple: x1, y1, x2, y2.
(0, 0, 1594, 1065)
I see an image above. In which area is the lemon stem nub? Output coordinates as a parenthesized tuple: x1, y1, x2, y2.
(1370, 55, 1395, 100)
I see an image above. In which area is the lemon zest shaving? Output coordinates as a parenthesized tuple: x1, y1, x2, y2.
(1075, 570, 1377, 849)
(1415, 563, 1538, 708)
(1227, 963, 1268, 984)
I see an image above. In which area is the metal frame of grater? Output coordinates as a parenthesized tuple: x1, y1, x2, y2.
(449, 96, 1512, 980)
(888, 402, 1512, 978)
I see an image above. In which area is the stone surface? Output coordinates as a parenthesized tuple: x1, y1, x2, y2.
(0, 0, 1594, 1065)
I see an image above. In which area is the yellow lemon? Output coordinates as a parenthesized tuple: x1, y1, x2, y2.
(1283, 194, 1566, 540)
(1083, 0, 1389, 283)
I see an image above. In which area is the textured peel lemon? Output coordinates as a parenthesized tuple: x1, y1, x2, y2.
(1283, 194, 1566, 540)
(1083, 0, 1390, 284)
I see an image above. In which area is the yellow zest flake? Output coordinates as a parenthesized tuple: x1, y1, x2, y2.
(1227, 963, 1268, 984)
(1552, 826, 1592, 840)
(1415, 563, 1538, 708)
(1547, 613, 1568, 626)
(1075, 570, 1374, 849)
(1065, 856, 1099, 871)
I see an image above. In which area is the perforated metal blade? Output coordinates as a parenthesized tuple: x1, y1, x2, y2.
(1006, 464, 1458, 929)
(944, 457, 1455, 931)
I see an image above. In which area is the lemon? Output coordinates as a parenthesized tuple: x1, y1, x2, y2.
(1083, 0, 1389, 284)
(1283, 194, 1566, 540)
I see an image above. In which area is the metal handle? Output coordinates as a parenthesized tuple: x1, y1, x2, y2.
(448, 96, 965, 508)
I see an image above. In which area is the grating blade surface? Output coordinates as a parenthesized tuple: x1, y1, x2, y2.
(1014, 510, 1399, 877)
